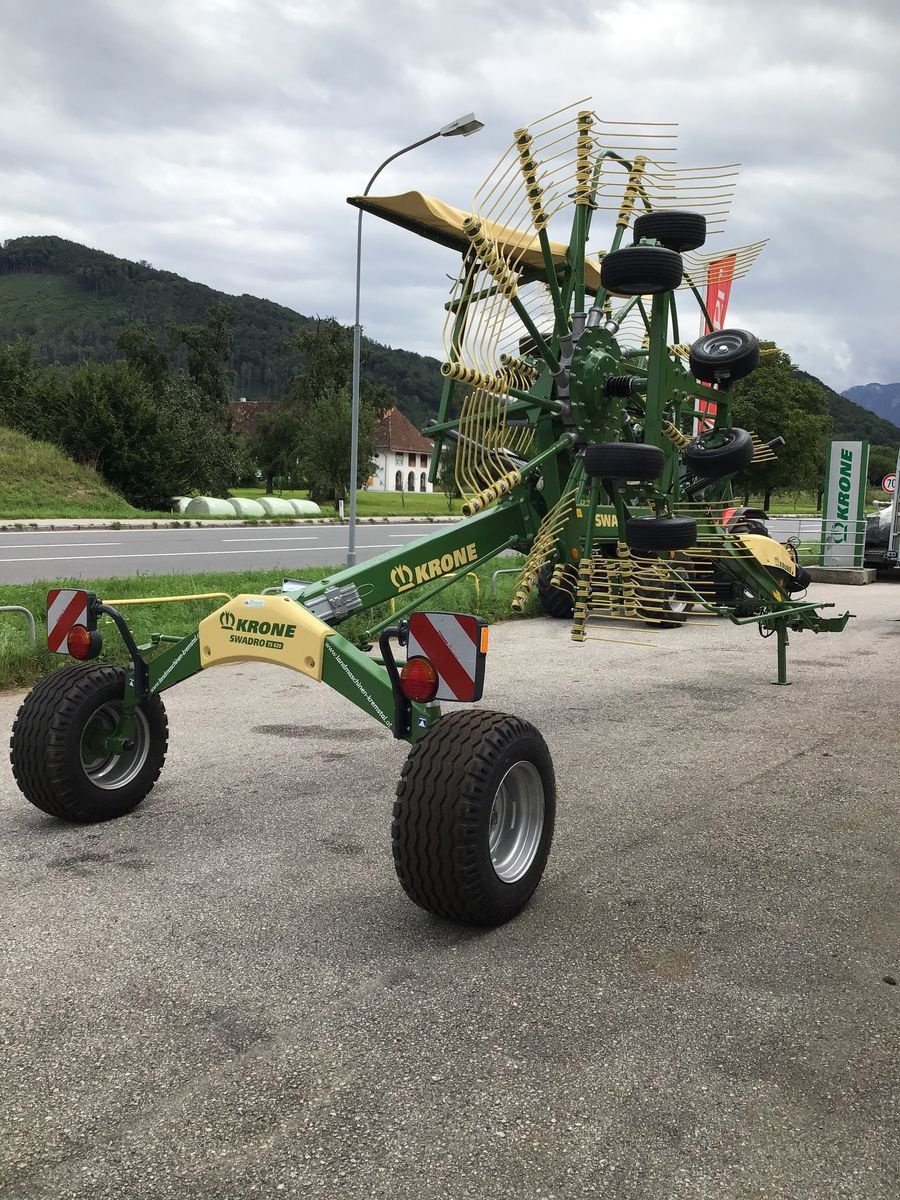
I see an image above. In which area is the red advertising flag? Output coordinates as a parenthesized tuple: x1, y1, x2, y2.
(695, 253, 737, 434)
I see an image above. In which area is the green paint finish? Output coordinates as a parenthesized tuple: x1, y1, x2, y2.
(148, 633, 202, 695)
(321, 632, 435, 744)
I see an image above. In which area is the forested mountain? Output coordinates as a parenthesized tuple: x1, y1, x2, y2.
(0, 235, 443, 421)
(3, 236, 897, 448)
(797, 370, 900, 446)
(842, 382, 900, 427)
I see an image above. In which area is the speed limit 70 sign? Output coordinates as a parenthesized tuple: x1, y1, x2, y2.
(882, 473, 897, 494)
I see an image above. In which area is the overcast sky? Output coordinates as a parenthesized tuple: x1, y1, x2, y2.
(2, 0, 898, 391)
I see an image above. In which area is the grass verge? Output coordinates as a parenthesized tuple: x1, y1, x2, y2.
(0, 557, 536, 692)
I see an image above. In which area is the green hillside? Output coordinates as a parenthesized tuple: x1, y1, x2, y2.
(0, 236, 443, 422)
(0, 426, 143, 519)
(797, 370, 900, 446)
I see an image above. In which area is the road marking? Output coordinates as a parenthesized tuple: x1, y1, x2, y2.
(0, 541, 121, 549)
(220, 536, 317, 543)
(0, 544, 401, 564)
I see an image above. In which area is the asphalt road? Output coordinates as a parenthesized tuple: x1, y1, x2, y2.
(0, 523, 456, 584)
(1, 582, 898, 1198)
(0, 518, 838, 586)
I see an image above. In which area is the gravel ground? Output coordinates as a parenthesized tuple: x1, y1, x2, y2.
(1, 581, 898, 1199)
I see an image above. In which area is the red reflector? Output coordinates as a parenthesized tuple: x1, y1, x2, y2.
(66, 625, 101, 660)
(399, 656, 439, 703)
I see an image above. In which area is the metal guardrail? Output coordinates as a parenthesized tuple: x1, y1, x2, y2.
(491, 568, 521, 597)
(0, 605, 36, 649)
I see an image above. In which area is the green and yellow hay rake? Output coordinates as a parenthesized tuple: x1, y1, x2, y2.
(10, 102, 850, 927)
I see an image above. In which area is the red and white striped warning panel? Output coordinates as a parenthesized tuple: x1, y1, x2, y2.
(407, 611, 487, 702)
(47, 589, 91, 655)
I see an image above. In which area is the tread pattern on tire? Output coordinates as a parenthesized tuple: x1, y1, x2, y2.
(584, 442, 665, 481)
(682, 427, 754, 477)
(537, 564, 577, 619)
(10, 664, 168, 822)
(392, 710, 555, 926)
(600, 245, 683, 296)
(633, 210, 707, 253)
(625, 516, 697, 552)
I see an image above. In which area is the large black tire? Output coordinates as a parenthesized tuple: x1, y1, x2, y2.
(689, 328, 759, 382)
(625, 516, 697, 552)
(392, 710, 555, 926)
(10, 664, 168, 822)
(683, 427, 754, 477)
(600, 245, 683, 297)
(633, 210, 706, 253)
(584, 442, 665, 481)
(537, 563, 577, 619)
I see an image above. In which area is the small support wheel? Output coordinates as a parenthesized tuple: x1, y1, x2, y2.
(584, 442, 665, 481)
(600, 245, 683, 297)
(10, 664, 168, 822)
(537, 563, 578, 619)
(392, 710, 556, 926)
(625, 516, 697, 553)
(634, 564, 694, 628)
(633, 210, 707, 253)
(689, 329, 760, 382)
(683, 427, 754, 477)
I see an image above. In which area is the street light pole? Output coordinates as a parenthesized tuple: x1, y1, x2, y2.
(347, 113, 484, 566)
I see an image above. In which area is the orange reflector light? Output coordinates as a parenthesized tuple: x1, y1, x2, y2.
(399, 656, 439, 703)
(66, 624, 101, 660)
(479, 627, 489, 654)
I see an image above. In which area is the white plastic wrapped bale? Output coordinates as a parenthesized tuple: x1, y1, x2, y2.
(227, 497, 267, 518)
(183, 496, 237, 517)
(256, 496, 296, 516)
(288, 499, 321, 516)
(171, 497, 192, 513)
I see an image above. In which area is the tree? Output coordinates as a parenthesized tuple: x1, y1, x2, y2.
(283, 318, 354, 418)
(170, 300, 236, 406)
(867, 444, 899, 487)
(116, 324, 168, 390)
(251, 405, 304, 494)
(436, 443, 459, 512)
(294, 385, 376, 507)
(729, 345, 832, 506)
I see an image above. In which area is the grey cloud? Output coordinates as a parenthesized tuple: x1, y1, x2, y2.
(1, 0, 898, 392)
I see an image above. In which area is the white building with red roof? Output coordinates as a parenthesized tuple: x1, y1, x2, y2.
(369, 406, 434, 493)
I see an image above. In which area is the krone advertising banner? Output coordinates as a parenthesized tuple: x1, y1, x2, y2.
(821, 440, 869, 567)
(695, 253, 737, 434)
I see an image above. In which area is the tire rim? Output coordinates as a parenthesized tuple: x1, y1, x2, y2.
(80, 703, 150, 790)
(704, 332, 744, 357)
(488, 760, 545, 883)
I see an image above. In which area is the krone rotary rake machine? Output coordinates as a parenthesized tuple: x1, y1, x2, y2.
(10, 102, 850, 926)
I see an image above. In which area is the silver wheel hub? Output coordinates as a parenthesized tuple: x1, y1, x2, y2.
(80, 704, 150, 790)
(488, 760, 545, 883)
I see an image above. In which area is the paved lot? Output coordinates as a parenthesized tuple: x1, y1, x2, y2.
(1, 582, 898, 1199)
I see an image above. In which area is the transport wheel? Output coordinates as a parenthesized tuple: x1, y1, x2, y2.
(392, 710, 555, 926)
(688, 328, 760, 382)
(625, 515, 697, 553)
(584, 442, 665, 481)
(600, 245, 683, 296)
(537, 563, 577, 619)
(634, 565, 694, 627)
(633, 209, 707, 253)
(10, 664, 168, 822)
(683, 427, 754, 477)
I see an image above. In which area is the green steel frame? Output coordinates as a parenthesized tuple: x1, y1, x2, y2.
(93, 145, 851, 744)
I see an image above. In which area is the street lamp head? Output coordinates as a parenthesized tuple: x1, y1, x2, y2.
(440, 112, 485, 138)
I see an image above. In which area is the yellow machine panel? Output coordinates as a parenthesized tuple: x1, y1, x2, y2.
(738, 534, 798, 576)
(198, 594, 333, 679)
